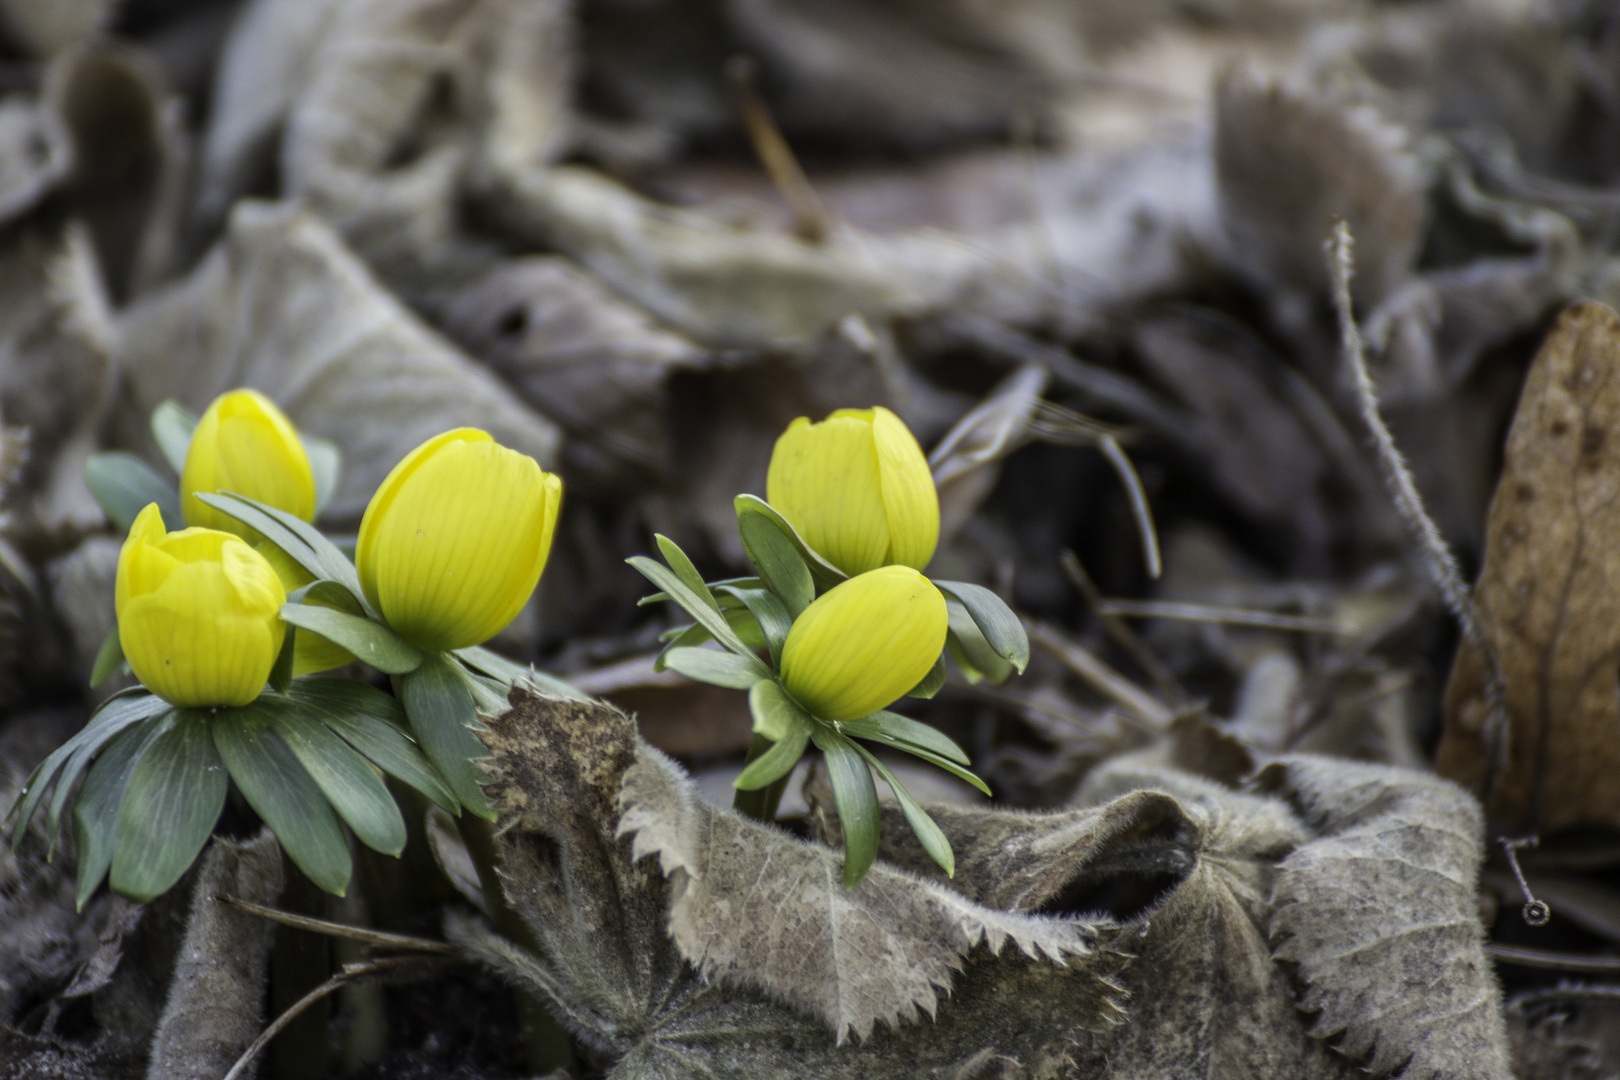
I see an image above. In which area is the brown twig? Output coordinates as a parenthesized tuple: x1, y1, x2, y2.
(1059, 549, 1183, 704)
(725, 55, 830, 242)
(1027, 620, 1174, 729)
(1092, 599, 1353, 635)
(218, 895, 458, 953)
(1487, 944, 1620, 972)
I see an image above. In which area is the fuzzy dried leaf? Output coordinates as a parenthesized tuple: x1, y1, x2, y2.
(1438, 301, 1620, 833)
(1256, 756, 1509, 1080)
(460, 686, 1131, 1078)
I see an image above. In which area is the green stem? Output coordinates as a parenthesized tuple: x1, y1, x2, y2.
(732, 733, 791, 823)
(457, 814, 572, 1072)
(271, 854, 332, 1080)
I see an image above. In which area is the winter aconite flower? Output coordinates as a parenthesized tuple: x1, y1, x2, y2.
(766, 406, 938, 576)
(357, 428, 562, 652)
(180, 389, 316, 534)
(779, 565, 947, 721)
(115, 503, 287, 707)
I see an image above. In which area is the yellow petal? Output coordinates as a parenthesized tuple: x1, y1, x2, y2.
(780, 565, 947, 721)
(357, 430, 561, 651)
(870, 406, 938, 571)
(766, 414, 889, 576)
(181, 389, 316, 535)
(115, 503, 173, 617)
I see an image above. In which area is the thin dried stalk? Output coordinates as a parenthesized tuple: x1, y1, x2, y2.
(219, 896, 458, 954)
(1027, 620, 1174, 728)
(1093, 599, 1352, 635)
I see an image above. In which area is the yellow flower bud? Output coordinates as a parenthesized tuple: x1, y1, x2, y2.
(116, 503, 287, 708)
(766, 406, 938, 576)
(780, 565, 947, 721)
(181, 389, 316, 535)
(357, 428, 562, 652)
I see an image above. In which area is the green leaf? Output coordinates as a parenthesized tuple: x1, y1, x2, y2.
(734, 708, 811, 791)
(287, 579, 365, 616)
(269, 623, 296, 693)
(627, 556, 756, 660)
(303, 434, 341, 516)
(279, 604, 423, 674)
(286, 678, 457, 814)
(654, 534, 720, 613)
(737, 511, 814, 617)
(837, 709, 970, 766)
(852, 744, 955, 878)
(196, 492, 367, 611)
(811, 727, 881, 889)
(934, 581, 1029, 673)
(85, 452, 183, 534)
(946, 601, 1015, 685)
(262, 699, 406, 856)
(654, 622, 709, 671)
(151, 400, 199, 475)
(453, 645, 589, 700)
(734, 495, 847, 592)
(73, 721, 167, 910)
(888, 741, 992, 797)
(47, 692, 173, 849)
(664, 646, 771, 690)
(89, 629, 125, 688)
(397, 652, 494, 820)
(111, 711, 228, 903)
(714, 584, 792, 668)
(213, 706, 352, 895)
(748, 678, 810, 741)
(906, 653, 946, 699)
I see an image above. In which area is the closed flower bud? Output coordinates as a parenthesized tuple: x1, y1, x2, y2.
(357, 428, 562, 652)
(116, 503, 287, 708)
(780, 565, 947, 721)
(767, 406, 938, 576)
(181, 389, 316, 535)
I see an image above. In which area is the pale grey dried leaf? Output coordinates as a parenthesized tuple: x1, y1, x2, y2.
(46, 536, 122, 693)
(457, 686, 1130, 1079)
(0, 0, 113, 58)
(0, 96, 69, 225)
(145, 829, 284, 1080)
(1216, 66, 1426, 310)
(1256, 756, 1510, 1080)
(443, 256, 707, 481)
(567, 652, 754, 757)
(114, 200, 560, 524)
(617, 740, 1100, 1043)
(1506, 1011, 1612, 1080)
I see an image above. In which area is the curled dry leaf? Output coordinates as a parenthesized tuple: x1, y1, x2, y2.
(1256, 756, 1510, 1080)
(1439, 301, 1620, 834)
(454, 686, 1130, 1078)
(114, 199, 561, 524)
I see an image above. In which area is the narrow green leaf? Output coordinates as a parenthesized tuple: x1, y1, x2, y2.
(654, 622, 710, 671)
(654, 535, 720, 613)
(734, 495, 847, 592)
(639, 577, 763, 606)
(264, 699, 406, 856)
(664, 646, 771, 690)
(73, 721, 167, 910)
(151, 400, 199, 475)
(47, 693, 173, 848)
(946, 602, 1015, 684)
(303, 434, 341, 516)
(397, 652, 494, 820)
(748, 679, 810, 741)
(453, 645, 589, 700)
(214, 706, 352, 895)
(714, 584, 792, 668)
(89, 629, 124, 688)
(737, 511, 814, 617)
(286, 678, 457, 814)
(627, 556, 756, 659)
(852, 744, 955, 878)
(279, 604, 423, 674)
(196, 492, 367, 611)
(884, 740, 992, 796)
(85, 452, 183, 534)
(111, 711, 228, 903)
(287, 579, 365, 616)
(269, 623, 296, 693)
(934, 581, 1029, 673)
(734, 712, 811, 791)
(905, 653, 946, 699)
(812, 727, 881, 888)
(837, 710, 970, 766)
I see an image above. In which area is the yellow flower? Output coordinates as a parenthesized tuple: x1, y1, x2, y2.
(766, 406, 938, 576)
(181, 389, 316, 535)
(357, 428, 562, 652)
(116, 503, 287, 708)
(253, 540, 355, 676)
(779, 565, 947, 721)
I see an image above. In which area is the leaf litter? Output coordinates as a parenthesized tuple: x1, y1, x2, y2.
(0, 0, 1618, 1075)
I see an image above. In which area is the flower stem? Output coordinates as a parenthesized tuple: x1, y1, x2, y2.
(456, 814, 573, 1072)
(732, 733, 791, 822)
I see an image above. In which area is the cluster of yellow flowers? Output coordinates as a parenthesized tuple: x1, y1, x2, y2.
(119, 391, 562, 708)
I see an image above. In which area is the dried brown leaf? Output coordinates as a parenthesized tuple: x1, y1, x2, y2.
(1438, 301, 1620, 833)
(1256, 756, 1510, 1080)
